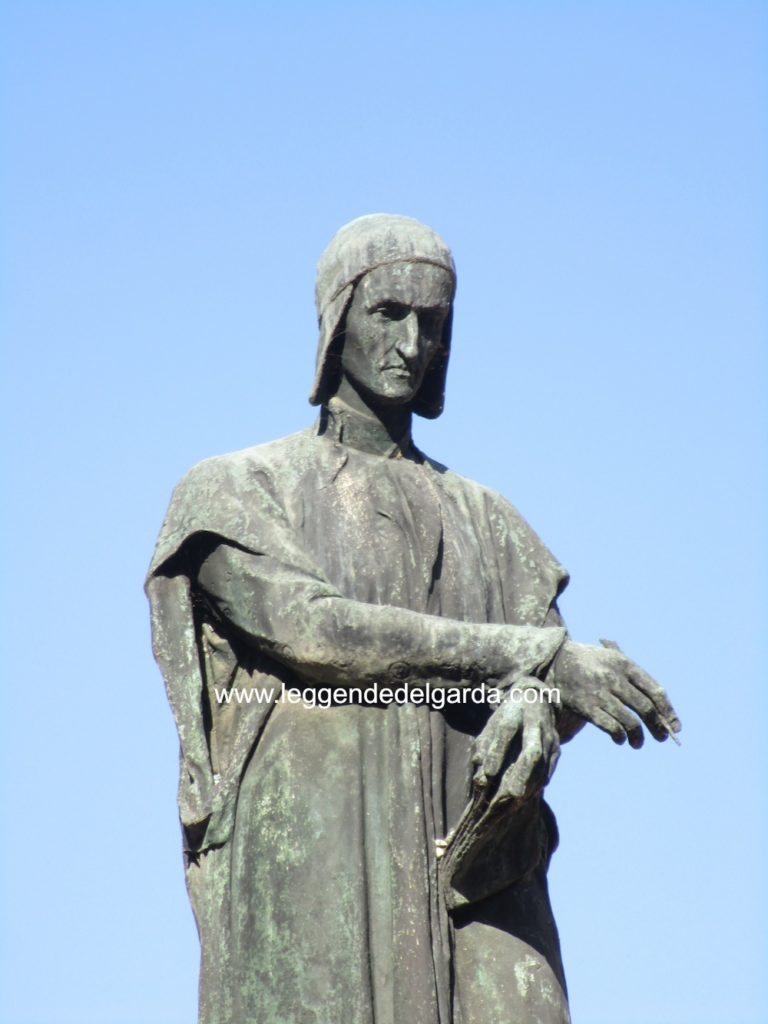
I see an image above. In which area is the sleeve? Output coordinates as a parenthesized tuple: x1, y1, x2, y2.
(542, 602, 585, 743)
(145, 452, 318, 843)
(194, 541, 567, 690)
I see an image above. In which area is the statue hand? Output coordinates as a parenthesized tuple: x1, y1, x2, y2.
(472, 686, 560, 804)
(551, 640, 681, 748)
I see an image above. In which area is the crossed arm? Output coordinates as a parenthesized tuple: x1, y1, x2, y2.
(195, 541, 566, 690)
(195, 541, 680, 751)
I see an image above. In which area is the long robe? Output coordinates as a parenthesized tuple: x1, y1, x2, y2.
(147, 412, 572, 1024)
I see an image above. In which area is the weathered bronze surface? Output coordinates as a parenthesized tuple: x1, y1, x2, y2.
(147, 214, 680, 1023)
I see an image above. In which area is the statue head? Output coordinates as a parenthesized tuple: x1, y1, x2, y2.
(310, 214, 457, 418)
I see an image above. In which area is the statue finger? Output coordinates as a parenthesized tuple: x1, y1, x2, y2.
(612, 678, 674, 742)
(473, 724, 516, 780)
(543, 725, 561, 777)
(603, 694, 645, 748)
(545, 744, 561, 781)
(626, 663, 681, 733)
(610, 678, 667, 740)
(497, 744, 548, 802)
(611, 677, 654, 716)
(505, 725, 546, 793)
(588, 707, 629, 745)
(482, 732, 516, 779)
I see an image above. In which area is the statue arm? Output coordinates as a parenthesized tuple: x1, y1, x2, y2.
(194, 540, 566, 689)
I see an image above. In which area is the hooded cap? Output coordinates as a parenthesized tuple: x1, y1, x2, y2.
(310, 214, 456, 419)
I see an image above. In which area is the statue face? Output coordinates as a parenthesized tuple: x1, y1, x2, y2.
(340, 262, 453, 406)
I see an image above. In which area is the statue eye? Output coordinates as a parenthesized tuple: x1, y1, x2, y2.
(420, 311, 443, 335)
(374, 303, 408, 321)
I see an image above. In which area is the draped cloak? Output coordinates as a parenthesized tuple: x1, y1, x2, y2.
(146, 419, 572, 1024)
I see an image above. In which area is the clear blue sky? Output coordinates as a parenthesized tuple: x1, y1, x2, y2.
(1, 3, 765, 1022)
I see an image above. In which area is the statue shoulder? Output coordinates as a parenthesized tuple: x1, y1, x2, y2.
(421, 455, 526, 525)
(423, 456, 569, 597)
(148, 429, 314, 579)
(176, 428, 314, 495)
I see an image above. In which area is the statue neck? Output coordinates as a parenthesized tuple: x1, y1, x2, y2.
(319, 395, 415, 459)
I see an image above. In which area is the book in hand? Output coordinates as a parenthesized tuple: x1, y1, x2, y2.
(437, 778, 557, 912)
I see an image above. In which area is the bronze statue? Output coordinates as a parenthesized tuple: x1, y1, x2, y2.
(147, 214, 680, 1023)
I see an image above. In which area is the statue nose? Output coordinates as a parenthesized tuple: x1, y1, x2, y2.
(396, 312, 420, 361)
